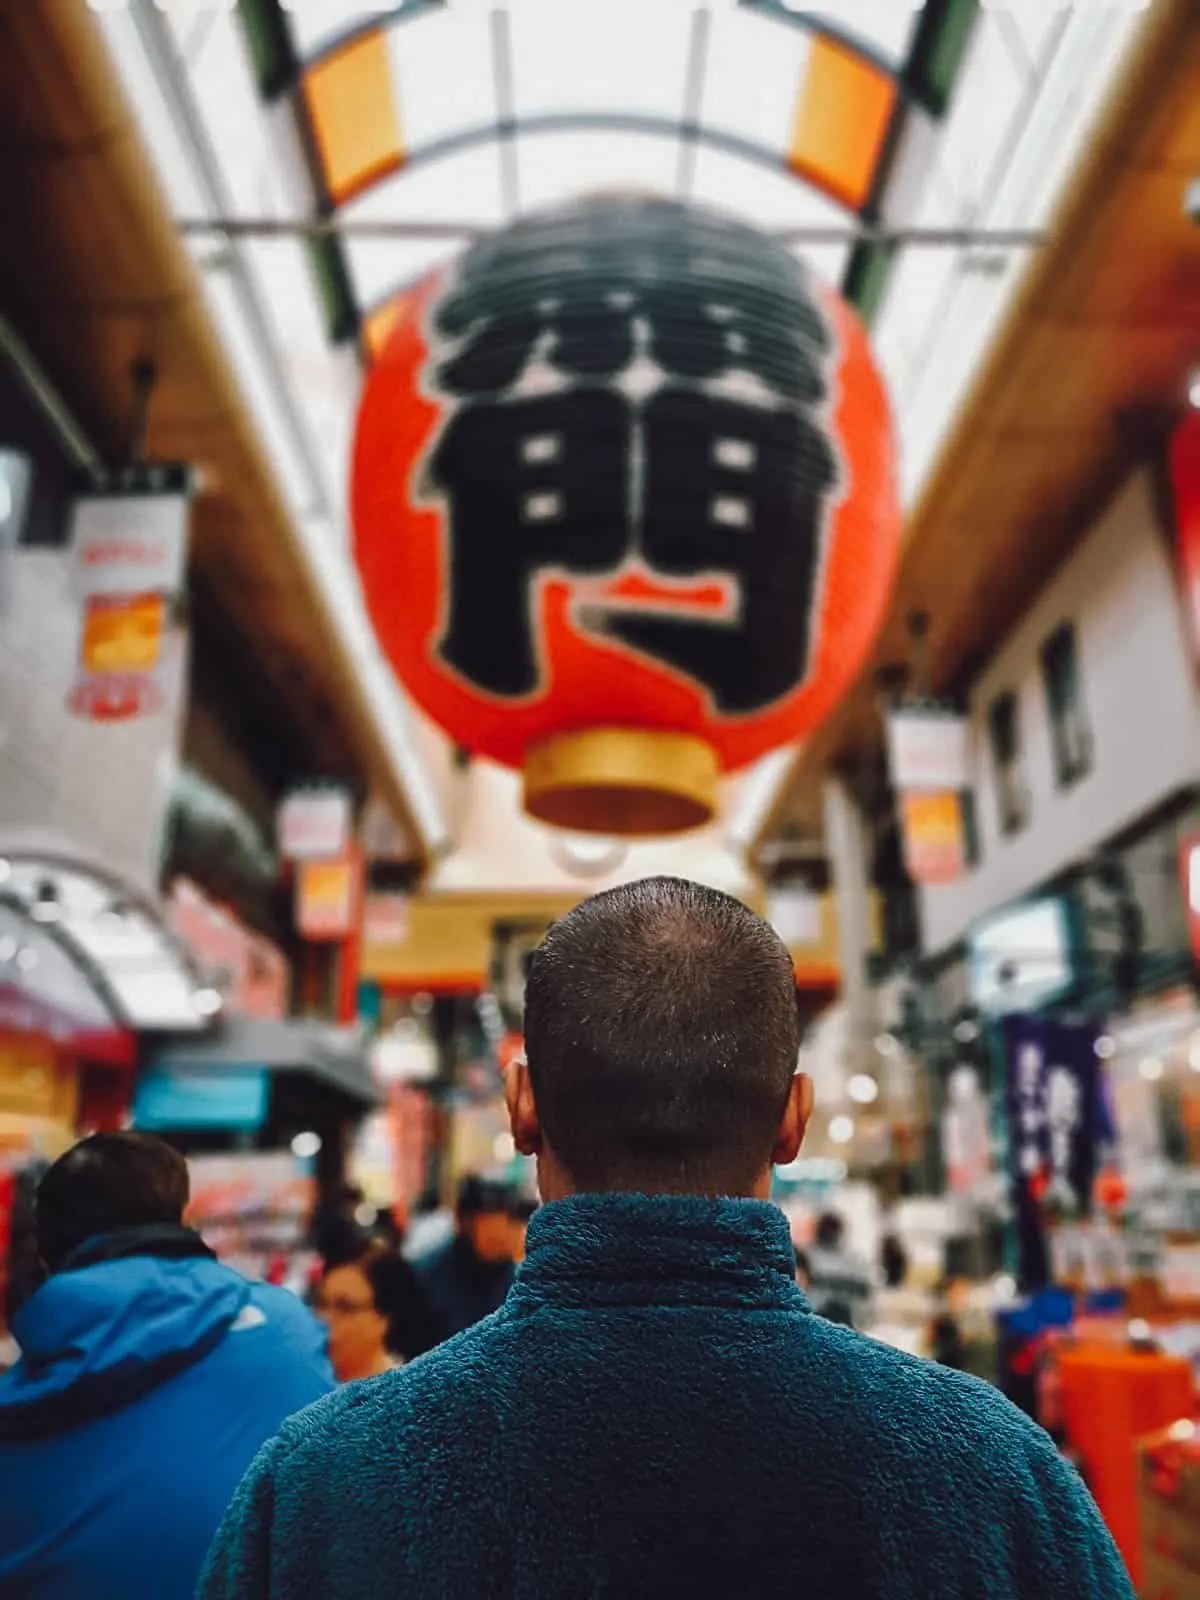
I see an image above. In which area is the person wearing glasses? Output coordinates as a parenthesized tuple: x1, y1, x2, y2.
(317, 1246, 432, 1383)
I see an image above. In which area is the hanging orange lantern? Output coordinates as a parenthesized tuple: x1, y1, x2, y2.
(353, 198, 900, 834)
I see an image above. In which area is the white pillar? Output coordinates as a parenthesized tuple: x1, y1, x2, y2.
(823, 776, 877, 1055)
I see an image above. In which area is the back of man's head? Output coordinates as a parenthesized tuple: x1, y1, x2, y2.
(523, 876, 800, 1195)
(37, 1131, 189, 1274)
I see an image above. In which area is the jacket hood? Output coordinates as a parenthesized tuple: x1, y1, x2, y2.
(0, 1254, 252, 1439)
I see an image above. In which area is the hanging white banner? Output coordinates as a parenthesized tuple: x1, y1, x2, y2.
(885, 705, 970, 792)
(278, 787, 353, 862)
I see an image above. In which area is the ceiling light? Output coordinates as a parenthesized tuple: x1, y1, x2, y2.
(192, 987, 223, 1018)
(874, 1033, 900, 1058)
(1094, 1035, 1116, 1060)
(847, 1074, 879, 1105)
(1188, 366, 1200, 411)
(953, 1018, 980, 1044)
(291, 1131, 322, 1160)
(1139, 1056, 1164, 1083)
(828, 1114, 855, 1145)
(15, 948, 38, 973)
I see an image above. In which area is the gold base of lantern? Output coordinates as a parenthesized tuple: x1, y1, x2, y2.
(524, 728, 718, 837)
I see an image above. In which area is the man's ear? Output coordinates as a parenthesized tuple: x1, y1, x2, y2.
(772, 1073, 813, 1168)
(504, 1054, 542, 1158)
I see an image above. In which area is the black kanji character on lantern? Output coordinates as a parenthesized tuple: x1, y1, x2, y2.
(421, 197, 843, 713)
(591, 390, 838, 714)
(427, 389, 630, 697)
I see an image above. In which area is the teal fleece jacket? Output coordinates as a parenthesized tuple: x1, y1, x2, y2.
(200, 1194, 1134, 1599)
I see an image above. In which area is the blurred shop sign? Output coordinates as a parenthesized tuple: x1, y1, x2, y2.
(277, 786, 352, 862)
(134, 1064, 269, 1132)
(969, 898, 1072, 1015)
(899, 790, 964, 886)
(295, 853, 359, 942)
(1002, 1014, 1099, 1225)
(360, 797, 412, 861)
(66, 463, 191, 722)
(363, 892, 409, 947)
(185, 1151, 314, 1282)
(1168, 411, 1200, 668)
(167, 877, 289, 1021)
(885, 703, 969, 792)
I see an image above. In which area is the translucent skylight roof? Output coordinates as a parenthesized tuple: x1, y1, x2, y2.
(3, 859, 214, 1031)
(92, 0, 1152, 843)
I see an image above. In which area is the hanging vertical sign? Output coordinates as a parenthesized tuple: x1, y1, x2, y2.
(1168, 411, 1200, 670)
(1002, 1014, 1101, 1288)
(885, 703, 969, 792)
(1003, 1015, 1099, 1214)
(1181, 832, 1200, 963)
(66, 463, 191, 722)
(278, 786, 353, 862)
(899, 790, 965, 885)
(295, 857, 358, 942)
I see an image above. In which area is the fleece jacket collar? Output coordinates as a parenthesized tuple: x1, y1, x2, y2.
(511, 1193, 805, 1313)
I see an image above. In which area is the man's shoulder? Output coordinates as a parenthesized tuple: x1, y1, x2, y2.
(801, 1315, 1052, 1461)
(272, 1317, 506, 1477)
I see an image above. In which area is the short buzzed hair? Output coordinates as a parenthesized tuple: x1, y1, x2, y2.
(523, 877, 800, 1194)
(37, 1132, 189, 1274)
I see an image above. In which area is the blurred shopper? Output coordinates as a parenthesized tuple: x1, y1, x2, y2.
(881, 1231, 909, 1289)
(808, 1210, 874, 1328)
(412, 1173, 516, 1343)
(318, 1246, 433, 1381)
(930, 1310, 968, 1370)
(311, 1181, 370, 1267)
(0, 1132, 333, 1600)
(201, 879, 1132, 1599)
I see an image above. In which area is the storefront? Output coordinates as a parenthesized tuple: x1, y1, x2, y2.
(137, 1015, 382, 1210)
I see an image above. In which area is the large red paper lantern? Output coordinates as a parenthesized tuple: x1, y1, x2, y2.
(353, 198, 900, 834)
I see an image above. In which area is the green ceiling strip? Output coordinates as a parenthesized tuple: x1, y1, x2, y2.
(843, 0, 980, 320)
(309, 234, 361, 345)
(904, 0, 980, 119)
(843, 239, 896, 328)
(236, 0, 361, 347)
(237, 0, 297, 101)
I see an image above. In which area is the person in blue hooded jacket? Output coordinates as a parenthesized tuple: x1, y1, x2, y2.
(201, 878, 1133, 1600)
(0, 1131, 333, 1600)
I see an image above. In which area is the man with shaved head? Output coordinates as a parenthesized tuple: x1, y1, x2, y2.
(204, 878, 1131, 1599)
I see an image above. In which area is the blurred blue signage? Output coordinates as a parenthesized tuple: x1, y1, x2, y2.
(134, 1065, 269, 1131)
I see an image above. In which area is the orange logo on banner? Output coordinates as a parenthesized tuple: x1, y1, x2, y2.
(80, 592, 164, 675)
(68, 593, 167, 722)
(900, 791, 965, 886)
(296, 858, 358, 943)
(352, 199, 900, 777)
